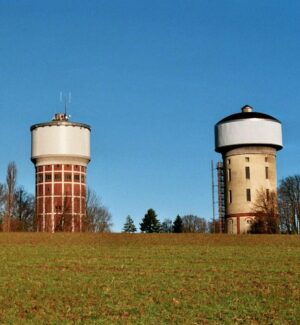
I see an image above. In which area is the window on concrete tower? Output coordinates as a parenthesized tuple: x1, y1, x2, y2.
(228, 169, 231, 182)
(265, 167, 269, 179)
(229, 190, 232, 203)
(245, 167, 250, 179)
(246, 189, 251, 201)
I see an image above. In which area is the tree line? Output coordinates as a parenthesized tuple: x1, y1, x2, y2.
(123, 209, 214, 233)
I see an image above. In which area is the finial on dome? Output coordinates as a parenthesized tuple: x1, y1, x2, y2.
(241, 105, 253, 113)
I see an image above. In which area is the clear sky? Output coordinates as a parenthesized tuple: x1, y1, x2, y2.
(0, 0, 299, 232)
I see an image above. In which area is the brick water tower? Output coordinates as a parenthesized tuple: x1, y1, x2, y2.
(215, 105, 283, 234)
(31, 113, 91, 232)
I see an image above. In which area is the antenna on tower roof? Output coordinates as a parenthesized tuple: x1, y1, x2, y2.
(59, 91, 72, 121)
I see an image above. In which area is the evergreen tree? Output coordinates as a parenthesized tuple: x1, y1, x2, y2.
(173, 215, 183, 233)
(140, 209, 161, 233)
(123, 215, 137, 233)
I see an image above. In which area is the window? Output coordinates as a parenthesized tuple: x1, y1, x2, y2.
(228, 169, 231, 182)
(266, 189, 270, 200)
(265, 157, 268, 162)
(245, 166, 250, 179)
(246, 189, 251, 202)
(265, 167, 269, 179)
(81, 175, 85, 182)
(227, 159, 231, 165)
(54, 174, 61, 181)
(65, 174, 72, 181)
(45, 174, 52, 181)
(245, 157, 250, 162)
(74, 174, 80, 181)
(229, 190, 232, 203)
(38, 174, 43, 183)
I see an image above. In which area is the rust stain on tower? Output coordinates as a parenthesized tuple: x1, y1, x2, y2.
(31, 113, 91, 232)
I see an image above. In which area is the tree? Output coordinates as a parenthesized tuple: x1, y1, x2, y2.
(123, 215, 137, 233)
(3, 162, 17, 232)
(140, 209, 160, 233)
(161, 218, 173, 233)
(278, 175, 300, 234)
(181, 215, 207, 233)
(250, 189, 279, 234)
(173, 215, 183, 233)
(86, 188, 112, 232)
(14, 187, 35, 231)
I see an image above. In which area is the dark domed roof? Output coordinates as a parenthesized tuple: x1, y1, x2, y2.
(216, 105, 281, 125)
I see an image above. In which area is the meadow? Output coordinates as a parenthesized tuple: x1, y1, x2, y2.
(0, 234, 299, 324)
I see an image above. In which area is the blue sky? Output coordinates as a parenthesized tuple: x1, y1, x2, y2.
(0, 0, 299, 231)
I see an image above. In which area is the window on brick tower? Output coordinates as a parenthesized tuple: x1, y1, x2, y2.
(74, 174, 80, 182)
(65, 174, 72, 181)
(45, 174, 52, 181)
(54, 174, 61, 181)
(38, 174, 43, 183)
(81, 175, 85, 182)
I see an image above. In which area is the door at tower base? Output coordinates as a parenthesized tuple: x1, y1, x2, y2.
(226, 215, 256, 234)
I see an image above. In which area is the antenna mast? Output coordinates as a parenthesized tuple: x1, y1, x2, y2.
(59, 91, 71, 120)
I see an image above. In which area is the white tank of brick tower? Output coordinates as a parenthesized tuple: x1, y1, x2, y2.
(215, 105, 283, 234)
(31, 113, 91, 232)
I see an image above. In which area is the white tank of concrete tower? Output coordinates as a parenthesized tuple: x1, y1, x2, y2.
(31, 113, 91, 165)
(215, 105, 283, 153)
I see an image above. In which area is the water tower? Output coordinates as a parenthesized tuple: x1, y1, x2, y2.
(215, 105, 283, 234)
(31, 113, 91, 232)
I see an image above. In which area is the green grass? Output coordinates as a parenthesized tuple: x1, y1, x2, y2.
(0, 234, 299, 324)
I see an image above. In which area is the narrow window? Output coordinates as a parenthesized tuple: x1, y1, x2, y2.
(246, 189, 251, 202)
(265, 157, 268, 162)
(81, 175, 85, 182)
(245, 166, 250, 179)
(266, 189, 270, 200)
(229, 190, 232, 203)
(228, 169, 231, 182)
(245, 157, 250, 162)
(38, 174, 43, 183)
(74, 174, 80, 182)
(227, 159, 231, 165)
(265, 166, 269, 179)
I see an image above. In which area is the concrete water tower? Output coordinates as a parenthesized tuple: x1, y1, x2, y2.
(215, 105, 283, 234)
(31, 113, 91, 232)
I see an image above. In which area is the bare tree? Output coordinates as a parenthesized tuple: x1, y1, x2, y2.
(278, 175, 300, 234)
(161, 218, 173, 233)
(14, 187, 35, 231)
(85, 188, 112, 232)
(54, 193, 72, 232)
(250, 188, 279, 234)
(3, 162, 17, 232)
(181, 215, 207, 233)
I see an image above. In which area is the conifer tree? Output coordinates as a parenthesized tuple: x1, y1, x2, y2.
(140, 209, 160, 233)
(173, 215, 183, 233)
(123, 215, 137, 233)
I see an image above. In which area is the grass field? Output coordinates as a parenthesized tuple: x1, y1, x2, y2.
(0, 234, 299, 324)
